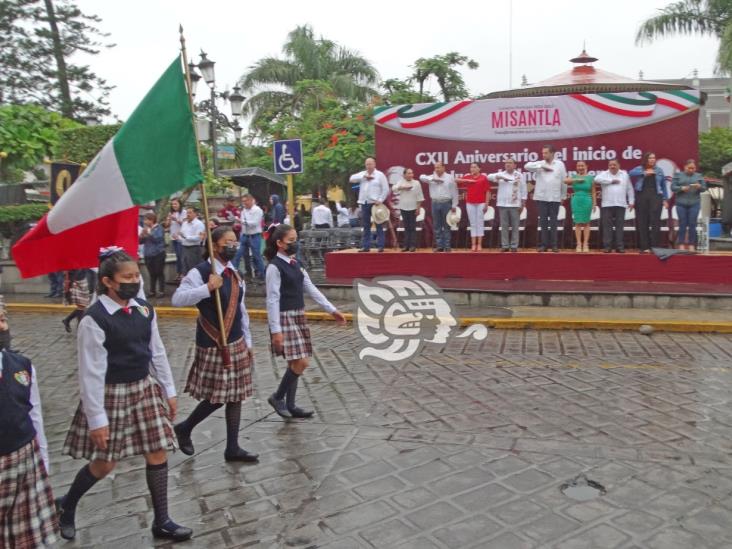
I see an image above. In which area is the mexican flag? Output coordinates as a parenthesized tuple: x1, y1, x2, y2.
(13, 56, 202, 278)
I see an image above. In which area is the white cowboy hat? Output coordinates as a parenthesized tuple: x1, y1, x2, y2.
(371, 203, 390, 225)
(446, 207, 462, 229)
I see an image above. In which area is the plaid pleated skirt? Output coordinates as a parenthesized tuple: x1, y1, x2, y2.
(280, 309, 312, 360)
(63, 376, 176, 462)
(185, 337, 253, 404)
(0, 440, 58, 548)
(69, 279, 90, 309)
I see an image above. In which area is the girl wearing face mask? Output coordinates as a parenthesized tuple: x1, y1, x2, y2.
(0, 311, 58, 548)
(264, 224, 346, 419)
(170, 227, 258, 463)
(57, 247, 191, 542)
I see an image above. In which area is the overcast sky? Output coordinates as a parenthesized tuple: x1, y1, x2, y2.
(75, 0, 719, 122)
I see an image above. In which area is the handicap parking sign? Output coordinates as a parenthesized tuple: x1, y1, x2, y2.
(273, 139, 303, 175)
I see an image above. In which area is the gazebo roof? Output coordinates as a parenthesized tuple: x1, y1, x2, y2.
(484, 49, 694, 99)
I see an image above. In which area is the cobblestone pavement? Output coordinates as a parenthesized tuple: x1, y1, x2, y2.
(13, 312, 732, 548)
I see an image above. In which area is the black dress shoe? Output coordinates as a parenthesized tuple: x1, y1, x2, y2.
(268, 394, 292, 418)
(55, 497, 76, 540)
(173, 424, 194, 456)
(616, 248, 625, 253)
(501, 248, 509, 252)
(603, 248, 612, 253)
(151, 520, 193, 542)
(62, 319, 72, 333)
(358, 248, 370, 253)
(378, 248, 384, 253)
(552, 248, 560, 253)
(288, 406, 315, 419)
(537, 247, 546, 253)
(435, 248, 444, 252)
(409, 247, 417, 252)
(511, 248, 518, 253)
(224, 448, 259, 462)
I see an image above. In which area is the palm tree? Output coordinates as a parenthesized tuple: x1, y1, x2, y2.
(636, 0, 732, 125)
(240, 25, 379, 128)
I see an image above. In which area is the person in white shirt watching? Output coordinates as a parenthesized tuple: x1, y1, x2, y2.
(312, 199, 334, 229)
(595, 159, 635, 253)
(335, 201, 350, 228)
(233, 194, 265, 280)
(349, 157, 389, 252)
(524, 144, 567, 253)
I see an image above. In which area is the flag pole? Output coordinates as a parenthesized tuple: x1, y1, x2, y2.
(180, 25, 231, 367)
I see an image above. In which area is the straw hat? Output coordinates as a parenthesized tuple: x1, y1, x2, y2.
(371, 203, 390, 225)
(446, 207, 462, 229)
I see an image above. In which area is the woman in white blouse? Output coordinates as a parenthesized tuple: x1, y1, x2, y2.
(393, 168, 424, 252)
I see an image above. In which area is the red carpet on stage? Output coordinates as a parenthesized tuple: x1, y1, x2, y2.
(325, 249, 732, 286)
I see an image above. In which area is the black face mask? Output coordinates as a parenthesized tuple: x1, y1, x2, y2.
(285, 242, 298, 256)
(115, 282, 140, 300)
(220, 244, 238, 262)
(0, 330, 11, 351)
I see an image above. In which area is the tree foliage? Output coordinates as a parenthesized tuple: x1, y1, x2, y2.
(55, 123, 120, 163)
(412, 52, 479, 101)
(0, 0, 114, 119)
(381, 78, 436, 105)
(699, 127, 732, 175)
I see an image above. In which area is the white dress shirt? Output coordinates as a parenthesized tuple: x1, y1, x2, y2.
(489, 170, 528, 208)
(335, 203, 350, 227)
(265, 252, 336, 334)
(171, 258, 252, 348)
(240, 205, 264, 235)
(419, 172, 459, 207)
(393, 179, 425, 211)
(350, 170, 389, 204)
(180, 217, 205, 246)
(169, 210, 187, 239)
(524, 159, 567, 202)
(595, 170, 635, 208)
(312, 204, 334, 227)
(0, 357, 49, 469)
(77, 295, 176, 431)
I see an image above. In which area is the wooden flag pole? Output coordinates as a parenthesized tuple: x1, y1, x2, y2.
(179, 25, 231, 366)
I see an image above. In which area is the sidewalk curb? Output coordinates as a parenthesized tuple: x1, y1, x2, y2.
(6, 303, 732, 333)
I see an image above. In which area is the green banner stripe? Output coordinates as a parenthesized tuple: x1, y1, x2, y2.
(397, 102, 449, 118)
(663, 90, 700, 104)
(597, 93, 656, 106)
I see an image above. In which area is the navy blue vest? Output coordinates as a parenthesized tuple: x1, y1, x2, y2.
(272, 257, 305, 311)
(0, 351, 36, 456)
(85, 298, 154, 384)
(194, 262, 243, 348)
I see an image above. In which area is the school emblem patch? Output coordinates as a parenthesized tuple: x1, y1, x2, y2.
(14, 370, 30, 386)
(136, 306, 150, 318)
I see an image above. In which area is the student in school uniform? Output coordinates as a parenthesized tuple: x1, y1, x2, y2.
(56, 247, 192, 542)
(0, 310, 58, 548)
(264, 224, 346, 419)
(171, 226, 259, 463)
(62, 269, 91, 332)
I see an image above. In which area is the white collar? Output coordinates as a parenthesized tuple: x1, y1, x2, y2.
(209, 257, 234, 275)
(99, 294, 141, 314)
(277, 252, 295, 262)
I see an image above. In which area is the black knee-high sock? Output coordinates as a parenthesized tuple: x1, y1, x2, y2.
(225, 402, 242, 453)
(61, 464, 99, 518)
(286, 372, 301, 410)
(146, 462, 171, 526)
(274, 368, 297, 400)
(73, 309, 84, 324)
(178, 400, 222, 434)
(63, 310, 78, 324)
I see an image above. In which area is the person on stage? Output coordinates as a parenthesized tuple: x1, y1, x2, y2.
(350, 157, 389, 252)
(420, 162, 459, 252)
(629, 152, 668, 254)
(595, 159, 635, 253)
(564, 161, 595, 253)
(62, 269, 91, 332)
(393, 168, 424, 252)
(171, 226, 258, 463)
(671, 159, 706, 251)
(456, 163, 491, 251)
(57, 247, 192, 542)
(488, 158, 527, 252)
(525, 144, 567, 253)
(0, 310, 58, 548)
(264, 224, 346, 419)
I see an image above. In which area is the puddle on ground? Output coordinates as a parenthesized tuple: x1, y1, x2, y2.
(560, 474, 606, 501)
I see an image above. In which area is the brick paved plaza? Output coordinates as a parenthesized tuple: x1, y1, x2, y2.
(16, 313, 732, 548)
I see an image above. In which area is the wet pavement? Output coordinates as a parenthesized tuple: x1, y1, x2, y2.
(13, 312, 732, 548)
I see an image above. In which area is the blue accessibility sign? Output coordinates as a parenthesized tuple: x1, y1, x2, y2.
(273, 139, 303, 175)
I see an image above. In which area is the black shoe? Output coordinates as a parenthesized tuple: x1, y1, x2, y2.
(224, 448, 260, 463)
(151, 520, 193, 542)
(378, 248, 384, 253)
(435, 248, 444, 252)
(616, 248, 625, 254)
(603, 248, 612, 253)
(511, 248, 518, 253)
(552, 248, 560, 253)
(444, 248, 452, 253)
(639, 249, 647, 254)
(401, 247, 409, 252)
(56, 497, 76, 540)
(288, 406, 315, 419)
(44, 293, 55, 298)
(173, 423, 194, 456)
(358, 248, 370, 253)
(537, 247, 546, 253)
(62, 318, 72, 333)
(501, 248, 509, 253)
(409, 247, 417, 252)
(268, 394, 292, 419)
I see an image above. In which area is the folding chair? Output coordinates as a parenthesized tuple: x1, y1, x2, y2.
(623, 206, 636, 250)
(589, 206, 601, 249)
(482, 206, 496, 248)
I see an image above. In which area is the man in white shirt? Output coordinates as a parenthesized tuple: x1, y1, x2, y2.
(349, 157, 389, 252)
(312, 199, 334, 228)
(524, 144, 567, 252)
(419, 161, 459, 252)
(180, 207, 206, 273)
(595, 159, 635, 253)
(233, 193, 265, 280)
(335, 201, 350, 227)
(489, 158, 527, 252)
